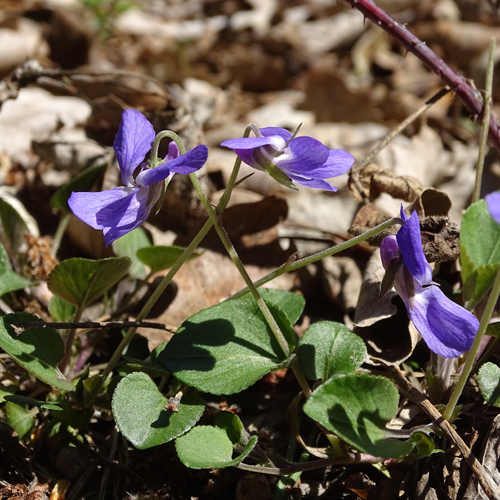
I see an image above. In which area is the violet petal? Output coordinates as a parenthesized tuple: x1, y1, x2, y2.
(96, 187, 149, 228)
(68, 187, 137, 230)
(113, 110, 155, 186)
(397, 211, 433, 286)
(409, 285, 478, 358)
(221, 136, 277, 150)
(260, 127, 292, 141)
(287, 174, 337, 191)
(279, 136, 329, 175)
(380, 235, 400, 269)
(136, 145, 208, 187)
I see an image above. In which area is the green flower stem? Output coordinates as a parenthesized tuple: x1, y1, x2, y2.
(472, 37, 496, 204)
(188, 171, 291, 357)
(229, 218, 401, 301)
(443, 264, 500, 421)
(149, 130, 175, 167)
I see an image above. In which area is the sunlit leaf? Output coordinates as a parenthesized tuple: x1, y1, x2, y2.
(478, 362, 500, 407)
(158, 291, 298, 395)
(112, 372, 205, 450)
(304, 373, 413, 459)
(298, 321, 367, 381)
(175, 426, 258, 469)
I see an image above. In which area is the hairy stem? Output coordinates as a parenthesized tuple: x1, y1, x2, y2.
(229, 217, 400, 301)
(189, 172, 291, 358)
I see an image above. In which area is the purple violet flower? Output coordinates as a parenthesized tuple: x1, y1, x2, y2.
(221, 127, 354, 191)
(68, 110, 208, 246)
(380, 208, 478, 358)
(486, 191, 500, 225)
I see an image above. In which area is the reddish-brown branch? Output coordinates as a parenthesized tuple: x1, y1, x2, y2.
(343, 0, 500, 152)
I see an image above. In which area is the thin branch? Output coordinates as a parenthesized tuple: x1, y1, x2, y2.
(12, 321, 174, 332)
(344, 0, 500, 152)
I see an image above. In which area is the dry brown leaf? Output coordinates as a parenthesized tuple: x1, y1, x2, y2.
(321, 256, 363, 314)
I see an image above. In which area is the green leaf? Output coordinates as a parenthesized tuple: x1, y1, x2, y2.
(411, 431, 436, 457)
(0, 313, 74, 391)
(0, 240, 36, 295)
(4, 395, 63, 411)
(112, 227, 151, 279)
(4, 402, 36, 440)
(158, 291, 296, 395)
(298, 322, 367, 381)
(49, 296, 76, 323)
(0, 382, 16, 402)
(214, 411, 244, 445)
(461, 200, 500, 306)
(175, 426, 258, 469)
(0, 270, 31, 296)
(136, 245, 202, 275)
(486, 322, 500, 338)
(51, 162, 106, 212)
(259, 288, 305, 326)
(47, 257, 131, 309)
(112, 372, 205, 450)
(304, 373, 413, 459)
(0, 190, 39, 259)
(478, 362, 500, 406)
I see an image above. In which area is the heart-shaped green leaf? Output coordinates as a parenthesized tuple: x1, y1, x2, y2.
(304, 373, 413, 458)
(49, 296, 76, 323)
(175, 426, 258, 469)
(461, 200, 500, 307)
(478, 362, 500, 406)
(112, 372, 205, 450)
(112, 227, 151, 279)
(0, 270, 31, 296)
(0, 313, 73, 391)
(136, 245, 202, 274)
(4, 401, 36, 440)
(298, 322, 367, 381)
(158, 291, 298, 395)
(47, 257, 131, 309)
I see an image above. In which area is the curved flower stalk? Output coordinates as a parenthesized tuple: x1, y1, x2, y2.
(380, 208, 478, 358)
(221, 126, 354, 191)
(69, 110, 208, 246)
